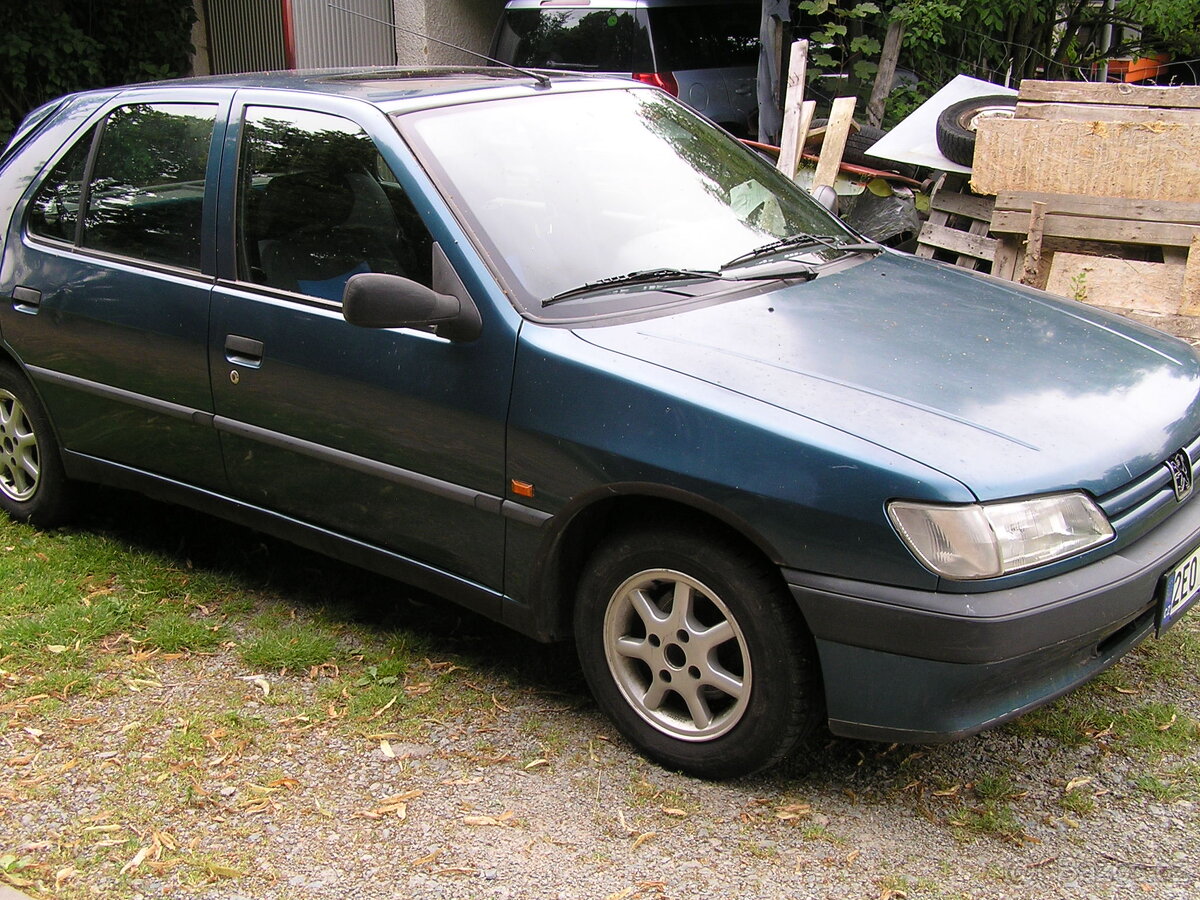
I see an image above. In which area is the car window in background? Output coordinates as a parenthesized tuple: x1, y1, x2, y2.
(82, 104, 216, 270)
(646, 5, 758, 70)
(236, 106, 433, 302)
(27, 128, 94, 243)
(494, 9, 653, 71)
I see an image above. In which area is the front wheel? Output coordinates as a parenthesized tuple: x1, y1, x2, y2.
(574, 525, 822, 778)
(0, 366, 76, 527)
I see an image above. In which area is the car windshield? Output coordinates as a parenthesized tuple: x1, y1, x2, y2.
(400, 89, 854, 316)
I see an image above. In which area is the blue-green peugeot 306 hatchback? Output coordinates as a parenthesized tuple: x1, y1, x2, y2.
(1, 69, 1198, 778)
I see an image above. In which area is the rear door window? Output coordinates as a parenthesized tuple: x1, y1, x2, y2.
(494, 9, 652, 71)
(646, 5, 759, 70)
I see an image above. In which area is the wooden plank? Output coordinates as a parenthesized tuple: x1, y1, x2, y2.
(1017, 80, 1200, 109)
(993, 191, 1200, 225)
(1045, 253, 1183, 314)
(971, 118, 1200, 201)
(1021, 201, 1047, 285)
(1182, 233, 1200, 316)
(1015, 102, 1200, 125)
(866, 20, 904, 128)
(992, 235, 1023, 281)
(776, 41, 810, 181)
(990, 211, 1200, 247)
(956, 217, 992, 270)
(930, 189, 995, 221)
(812, 96, 856, 190)
(915, 221, 997, 260)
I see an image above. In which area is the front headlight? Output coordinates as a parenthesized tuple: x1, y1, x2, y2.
(887, 492, 1114, 580)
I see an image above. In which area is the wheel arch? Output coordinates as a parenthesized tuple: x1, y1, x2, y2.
(527, 483, 798, 641)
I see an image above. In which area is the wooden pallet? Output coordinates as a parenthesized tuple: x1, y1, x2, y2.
(989, 191, 1200, 311)
(915, 176, 997, 270)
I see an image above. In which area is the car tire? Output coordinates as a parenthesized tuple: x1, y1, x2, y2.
(574, 524, 822, 779)
(935, 94, 1017, 167)
(0, 366, 76, 527)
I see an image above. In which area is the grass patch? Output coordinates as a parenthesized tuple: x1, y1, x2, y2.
(141, 611, 225, 653)
(1133, 773, 1193, 803)
(949, 777, 1030, 842)
(239, 623, 340, 670)
(1009, 699, 1200, 755)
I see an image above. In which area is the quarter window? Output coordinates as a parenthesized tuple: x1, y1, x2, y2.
(237, 106, 432, 302)
(28, 128, 93, 243)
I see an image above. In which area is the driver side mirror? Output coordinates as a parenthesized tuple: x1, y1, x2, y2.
(342, 244, 482, 341)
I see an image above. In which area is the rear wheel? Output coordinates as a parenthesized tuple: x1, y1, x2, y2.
(0, 366, 75, 526)
(574, 524, 821, 778)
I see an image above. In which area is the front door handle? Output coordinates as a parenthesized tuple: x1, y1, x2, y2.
(225, 334, 264, 367)
(12, 286, 41, 314)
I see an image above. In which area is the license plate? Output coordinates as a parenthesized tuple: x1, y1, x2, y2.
(1159, 543, 1200, 634)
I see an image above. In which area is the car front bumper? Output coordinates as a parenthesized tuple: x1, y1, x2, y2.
(786, 492, 1200, 743)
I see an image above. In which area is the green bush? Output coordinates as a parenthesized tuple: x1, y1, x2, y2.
(0, 1, 196, 145)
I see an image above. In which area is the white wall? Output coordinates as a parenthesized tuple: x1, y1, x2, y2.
(393, 0, 506, 65)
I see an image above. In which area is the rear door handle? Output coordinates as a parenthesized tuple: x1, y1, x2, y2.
(12, 286, 41, 314)
(225, 334, 264, 367)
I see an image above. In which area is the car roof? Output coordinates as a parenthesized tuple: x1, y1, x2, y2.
(85, 67, 634, 113)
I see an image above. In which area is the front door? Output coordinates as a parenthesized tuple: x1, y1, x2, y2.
(209, 97, 516, 592)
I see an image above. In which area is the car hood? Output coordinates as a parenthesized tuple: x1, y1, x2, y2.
(573, 252, 1200, 500)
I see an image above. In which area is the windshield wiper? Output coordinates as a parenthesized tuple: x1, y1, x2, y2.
(721, 233, 880, 271)
(542, 267, 723, 307)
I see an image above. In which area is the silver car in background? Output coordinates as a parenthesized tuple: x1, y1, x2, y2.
(490, 0, 760, 136)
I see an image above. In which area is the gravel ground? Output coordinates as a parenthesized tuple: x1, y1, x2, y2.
(3, 590, 1198, 900)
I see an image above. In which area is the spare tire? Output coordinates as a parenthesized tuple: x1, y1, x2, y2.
(935, 94, 1017, 167)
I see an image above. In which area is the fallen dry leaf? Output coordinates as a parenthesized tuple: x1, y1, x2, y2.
(120, 845, 152, 875)
(661, 807, 687, 818)
(463, 809, 514, 827)
(776, 803, 812, 821)
(380, 739, 396, 758)
(631, 831, 656, 850)
(369, 696, 398, 720)
(1065, 777, 1093, 792)
(409, 848, 443, 867)
(54, 867, 80, 888)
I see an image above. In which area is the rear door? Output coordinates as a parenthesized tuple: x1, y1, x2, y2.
(208, 92, 517, 593)
(2, 90, 229, 487)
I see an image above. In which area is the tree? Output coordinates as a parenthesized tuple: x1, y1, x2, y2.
(0, 1, 196, 145)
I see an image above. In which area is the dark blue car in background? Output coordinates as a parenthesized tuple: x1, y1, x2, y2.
(1, 68, 1199, 777)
